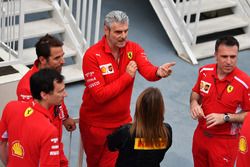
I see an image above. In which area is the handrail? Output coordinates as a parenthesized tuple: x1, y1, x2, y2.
(58, 0, 102, 46)
(0, 0, 23, 67)
(67, 117, 84, 167)
(238, 0, 250, 17)
(173, 0, 202, 45)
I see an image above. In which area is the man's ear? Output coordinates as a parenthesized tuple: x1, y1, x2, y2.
(40, 91, 48, 101)
(104, 25, 109, 36)
(39, 56, 47, 66)
(214, 52, 218, 62)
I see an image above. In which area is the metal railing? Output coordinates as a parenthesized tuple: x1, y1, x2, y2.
(0, 0, 102, 68)
(67, 118, 84, 167)
(0, 0, 24, 67)
(171, 0, 202, 45)
(58, 0, 102, 47)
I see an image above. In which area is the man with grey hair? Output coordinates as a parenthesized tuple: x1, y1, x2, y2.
(79, 10, 175, 167)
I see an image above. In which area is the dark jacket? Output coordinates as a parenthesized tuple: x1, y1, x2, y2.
(107, 123, 172, 167)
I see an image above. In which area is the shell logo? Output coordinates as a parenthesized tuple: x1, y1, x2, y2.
(101, 67, 106, 73)
(12, 141, 24, 158)
(239, 136, 248, 154)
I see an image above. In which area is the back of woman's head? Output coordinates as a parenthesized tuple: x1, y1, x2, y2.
(135, 87, 164, 129)
(131, 87, 167, 143)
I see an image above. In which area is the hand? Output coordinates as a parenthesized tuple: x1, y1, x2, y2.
(190, 101, 205, 120)
(63, 117, 76, 132)
(205, 113, 224, 128)
(126, 61, 138, 78)
(156, 62, 176, 78)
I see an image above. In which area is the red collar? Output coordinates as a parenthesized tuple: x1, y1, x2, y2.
(212, 64, 237, 82)
(102, 36, 125, 56)
(30, 101, 54, 121)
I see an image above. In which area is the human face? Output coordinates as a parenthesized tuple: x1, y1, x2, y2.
(104, 22, 128, 49)
(215, 44, 238, 77)
(47, 81, 67, 106)
(45, 47, 65, 72)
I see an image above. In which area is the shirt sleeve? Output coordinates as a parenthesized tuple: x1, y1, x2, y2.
(0, 104, 9, 142)
(60, 101, 69, 120)
(192, 68, 202, 94)
(241, 78, 250, 112)
(16, 86, 33, 102)
(134, 44, 160, 81)
(39, 129, 60, 167)
(107, 124, 131, 151)
(83, 51, 134, 104)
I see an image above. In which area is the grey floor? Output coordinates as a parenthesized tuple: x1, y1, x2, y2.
(63, 0, 250, 166)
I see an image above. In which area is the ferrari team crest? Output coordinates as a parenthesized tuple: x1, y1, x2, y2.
(227, 85, 234, 93)
(127, 51, 133, 60)
(24, 107, 34, 117)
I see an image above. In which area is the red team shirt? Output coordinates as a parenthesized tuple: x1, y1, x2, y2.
(80, 36, 160, 128)
(16, 60, 69, 166)
(192, 64, 250, 135)
(0, 101, 60, 167)
(237, 113, 250, 167)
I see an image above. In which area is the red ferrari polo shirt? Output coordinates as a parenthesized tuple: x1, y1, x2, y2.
(192, 64, 250, 135)
(0, 101, 60, 166)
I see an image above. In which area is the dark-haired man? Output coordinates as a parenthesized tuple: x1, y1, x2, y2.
(190, 36, 250, 167)
(0, 69, 67, 166)
(16, 34, 76, 166)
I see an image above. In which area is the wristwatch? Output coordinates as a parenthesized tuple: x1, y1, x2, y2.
(223, 113, 230, 123)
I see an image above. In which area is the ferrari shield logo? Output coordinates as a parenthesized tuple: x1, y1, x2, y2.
(127, 52, 133, 60)
(24, 107, 34, 117)
(227, 85, 234, 93)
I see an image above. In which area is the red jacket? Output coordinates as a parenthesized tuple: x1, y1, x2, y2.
(0, 101, 60, 167)
(80, 36, 160, 128)
(16, 60, 69, 166)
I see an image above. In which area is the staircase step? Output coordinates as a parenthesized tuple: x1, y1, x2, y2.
(189, 14, 248, 36)
(22, 43, 77, 65)
(2, 18, 65, 42)
(2, 0, 53, 15)
(0, 64, 29, 84)
(192, 34, 250, 60)
(182, 0, 237, 15)
(62, 65, 84, 83)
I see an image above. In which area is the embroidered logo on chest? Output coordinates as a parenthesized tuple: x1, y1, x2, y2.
(200, 80, 211, 94)
(127, 51, 133, 60)
(226, 85, 234, 93)
(99, 63, 114, 75)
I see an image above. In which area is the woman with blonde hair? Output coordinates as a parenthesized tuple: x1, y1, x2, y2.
(107, 87, 172, 167)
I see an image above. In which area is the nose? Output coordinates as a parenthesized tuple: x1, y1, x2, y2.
(60, 57, 65, 65)
(226, 57, 232, 64)
(120, 31, 127, 39)
(63, 91, 68, 97)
